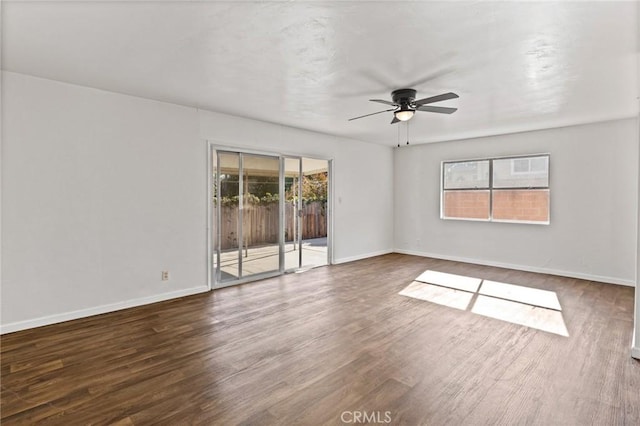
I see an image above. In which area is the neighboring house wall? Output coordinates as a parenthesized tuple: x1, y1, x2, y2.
(0, 71, 394, 333)
(394, 118, 639, 286)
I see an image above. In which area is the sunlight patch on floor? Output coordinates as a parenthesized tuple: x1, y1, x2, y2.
(414, 270, 482, 293)
(471, 295, 569, 337)
(479, 280, 562, 311)
(400, 270, 569, 337)
(399, 281, 474, 311)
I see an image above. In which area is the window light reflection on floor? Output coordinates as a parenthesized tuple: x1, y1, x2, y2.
(471, 295, 569, 336)
(399, 270, 569, 337)
(399, 281, 474, 311)
(479, 280, 562, 311)
(414, 270, 482, 293)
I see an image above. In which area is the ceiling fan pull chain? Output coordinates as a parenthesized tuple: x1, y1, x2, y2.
(406, 121, 410, 145)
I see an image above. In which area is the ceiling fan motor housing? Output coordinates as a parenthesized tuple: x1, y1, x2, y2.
(391, 88, 417, 108)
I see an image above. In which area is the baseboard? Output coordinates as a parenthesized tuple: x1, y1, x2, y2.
(333, 249, 394, 265)
(0, 286, 210, 335)
(393, 249, 636, 287)
(633, 332, 640, 360)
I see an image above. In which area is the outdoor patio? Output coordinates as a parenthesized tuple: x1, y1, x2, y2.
(218, 237, 327, 281)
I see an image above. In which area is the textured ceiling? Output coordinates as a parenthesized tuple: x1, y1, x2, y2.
(2, 1, 638, 146)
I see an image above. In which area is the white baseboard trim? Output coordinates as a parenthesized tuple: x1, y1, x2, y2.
(633, 333, 640, 360)
(333, 249, 394, 265)
(0, 286, 210, 335)
(393, 249, 636, 287)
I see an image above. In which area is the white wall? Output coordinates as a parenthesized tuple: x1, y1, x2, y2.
(3, 68, 635, 335)
(632, 2, 640, 359)
(634, 109, 640, 359)
(1, 71, 394, 332)
(394, 118, 639, 286)
(1, 71, 206, 332)
(0, 15, 4, 334)
(198, 110, 394, 263)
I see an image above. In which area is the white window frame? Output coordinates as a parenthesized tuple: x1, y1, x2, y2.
(441, 154, 550, 225)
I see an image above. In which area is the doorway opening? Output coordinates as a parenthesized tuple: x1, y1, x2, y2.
(210, 147, 331, 288)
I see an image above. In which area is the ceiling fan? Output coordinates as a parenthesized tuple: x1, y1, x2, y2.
(349, 89, 458, 124)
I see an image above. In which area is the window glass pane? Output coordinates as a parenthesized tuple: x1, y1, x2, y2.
(492, 189, 549, 223)
(493, 156, 549, 188)
(218, 152, 240, 282)
(443, 160, 490, 189)
(442, 190, 490, 220)
(242, 154, 280, 277)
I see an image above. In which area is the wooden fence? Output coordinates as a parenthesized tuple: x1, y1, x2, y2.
(218, 201, 327, 249)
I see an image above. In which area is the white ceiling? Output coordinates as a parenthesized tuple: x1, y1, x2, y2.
(2, 1, 638, 146)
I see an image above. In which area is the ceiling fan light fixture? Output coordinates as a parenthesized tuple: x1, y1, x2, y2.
(350, 89, 458, 123)
(394, 109, 415, 121)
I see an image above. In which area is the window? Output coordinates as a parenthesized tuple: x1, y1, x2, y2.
(442, 154, 550, 224)
(511, 156, 547, 175)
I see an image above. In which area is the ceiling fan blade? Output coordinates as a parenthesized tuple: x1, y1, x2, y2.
(416, 105, 458, 114)
(348, 108, 396, 121)
(370, 99, 397, 106)
(414, 92, 459, 106)
(390, 116, 400, 124)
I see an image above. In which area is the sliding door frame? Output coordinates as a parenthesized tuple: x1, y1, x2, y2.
(207, 141, 334, 290)
(282, 155, 305, 272)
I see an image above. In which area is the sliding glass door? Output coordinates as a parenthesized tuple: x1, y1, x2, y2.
(241, 154, 280, 277)
(213, 152, 282, 286)
(216, 152, 241, 282)
(283, 157, 330, 271)
(210, 148, 331, 288)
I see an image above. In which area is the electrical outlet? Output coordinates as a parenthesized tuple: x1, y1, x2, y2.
(161, 271, 169, 281)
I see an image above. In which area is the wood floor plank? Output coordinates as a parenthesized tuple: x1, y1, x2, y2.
(1, 253, 638, 425)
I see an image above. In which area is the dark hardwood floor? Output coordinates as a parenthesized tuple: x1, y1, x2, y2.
(2, 254, 639, 425)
